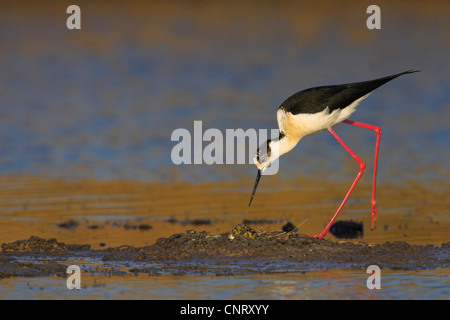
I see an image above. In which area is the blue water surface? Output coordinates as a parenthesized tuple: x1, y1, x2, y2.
(0, 2, 449, 184)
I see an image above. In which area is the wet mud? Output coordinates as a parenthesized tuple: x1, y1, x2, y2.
(1, 226, 448, 278)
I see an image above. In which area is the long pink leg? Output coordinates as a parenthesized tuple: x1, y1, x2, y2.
(313, 128, 366, 239)
(343, 120, 381, 230)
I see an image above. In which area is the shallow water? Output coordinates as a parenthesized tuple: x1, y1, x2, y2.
(1, 269, 448, 300)
(0, 177, 448, 248)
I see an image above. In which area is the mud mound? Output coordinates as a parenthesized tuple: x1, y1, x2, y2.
(1, 236, 91, 254)
(0, 226, 449, 278)
(144, 227, 448, 270)
(147, 227, 320, 259)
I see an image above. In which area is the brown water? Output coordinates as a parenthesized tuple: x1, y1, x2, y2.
(0, 176, 448, 248)
(0, 0, 449, 299)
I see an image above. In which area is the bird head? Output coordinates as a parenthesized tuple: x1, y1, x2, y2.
(253, 139, 278, 172)
(249, 134, 299, 206)
(248, 139, 280, 207)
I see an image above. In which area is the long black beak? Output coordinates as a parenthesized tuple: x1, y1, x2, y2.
(248, 169, 262, 207)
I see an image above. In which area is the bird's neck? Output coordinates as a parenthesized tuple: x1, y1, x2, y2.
(271, 136, 301, 159)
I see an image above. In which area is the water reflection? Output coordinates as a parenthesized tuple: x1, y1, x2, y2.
(0, 269, 448, 300)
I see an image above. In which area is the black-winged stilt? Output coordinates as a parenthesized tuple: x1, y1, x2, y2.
(248, 70, 419, 239)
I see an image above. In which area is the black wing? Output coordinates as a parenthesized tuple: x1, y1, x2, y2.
(279, 70, 419, 115)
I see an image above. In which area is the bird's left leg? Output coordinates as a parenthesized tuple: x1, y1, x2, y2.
(313, 128, 366, 239)
(343, 119, 381, 230)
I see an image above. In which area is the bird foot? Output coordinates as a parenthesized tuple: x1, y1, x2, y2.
(309, 232, 326, 240)
(371, 201, 377, 230)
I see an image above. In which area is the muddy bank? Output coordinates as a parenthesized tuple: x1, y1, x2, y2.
(1, 226, 448, 278)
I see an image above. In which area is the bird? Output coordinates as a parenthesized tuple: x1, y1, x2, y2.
(248, 70, 420, 239)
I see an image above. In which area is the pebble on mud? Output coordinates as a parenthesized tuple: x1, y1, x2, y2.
(329, 220, 363, 239)
(56, 219, 79, 229)
(281, 221, 297, 233)
(123, 223, 153, 231)
(230, 224, 257, 239)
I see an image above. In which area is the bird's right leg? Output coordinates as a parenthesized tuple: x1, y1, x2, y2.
(312, 128, 366, 239)
(343, 119, 381, 230)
